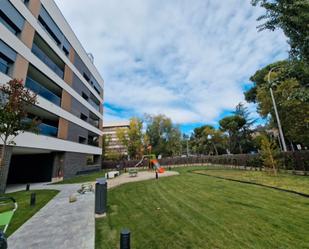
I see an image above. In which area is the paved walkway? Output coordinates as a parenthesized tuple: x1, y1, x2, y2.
(8, 183, 95, 249)
(7, 171, 179, 249)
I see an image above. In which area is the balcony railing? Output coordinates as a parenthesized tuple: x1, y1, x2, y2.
(25, 77, 61, 106)
(89, 118, 100, 128)
(32, 43, 64, 79)
(38, 123, 58, 137)
(0, 61, 9, 75)
(23, 118, 58, 137)
(88, 139, 99, 147)
(89, 98, 100, 112)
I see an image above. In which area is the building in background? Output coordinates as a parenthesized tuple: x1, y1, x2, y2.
(0, 0, 104, 186)
(103, 121, 130, 159)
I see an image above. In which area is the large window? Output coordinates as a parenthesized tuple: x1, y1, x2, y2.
(0, 56, 10, 75)
(38, 5, 71, 57)
(0, 40, 17, 76)
(0, 0, 25, 35)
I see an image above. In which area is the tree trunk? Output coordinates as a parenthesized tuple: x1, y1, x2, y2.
(212, 142, 218, 155)
(0, 141, 11, 194)
(0, 143, 7, 193)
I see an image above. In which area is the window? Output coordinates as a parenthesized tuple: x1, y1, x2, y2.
(38, 16, 61, 45)
(0, 1, 25, 35)
(38, 6, 71, 57)
(83, 73, 90, 82)
(0, 41, 17, 76)
(81, 92, 89, 101)
(62, 46, 69, 56)
(80, 113, 88, 121)
(78, 136, 86, 144)
(0, 56, 10, 75)
(86, 155, 100, 165)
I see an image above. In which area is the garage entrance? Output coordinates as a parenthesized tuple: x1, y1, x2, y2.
(7, 148, 55, 184)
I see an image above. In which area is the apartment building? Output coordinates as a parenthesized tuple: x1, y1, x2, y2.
(0, 0, 104, 189)
(103, 121, 130, 158)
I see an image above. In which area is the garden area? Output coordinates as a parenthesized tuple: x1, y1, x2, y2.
(96, 166, 309, 249)
(2, 190, 59, 237)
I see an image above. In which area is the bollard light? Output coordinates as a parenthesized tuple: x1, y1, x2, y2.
(120, 229, 130, 249)
(95, 178, 107, 215)
(30, 193, 36, 207)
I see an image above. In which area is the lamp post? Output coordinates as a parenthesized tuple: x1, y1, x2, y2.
(267, 67, 287, 152)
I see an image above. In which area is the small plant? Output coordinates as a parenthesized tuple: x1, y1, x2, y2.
(259, 135, 280, 175)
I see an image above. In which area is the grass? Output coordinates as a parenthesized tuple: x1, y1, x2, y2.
(96, 166, 309, 249)
(2, 190, 59, 237)
(194, 168, 309, 195)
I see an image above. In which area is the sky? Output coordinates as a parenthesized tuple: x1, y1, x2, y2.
(55, 0, 289, 134)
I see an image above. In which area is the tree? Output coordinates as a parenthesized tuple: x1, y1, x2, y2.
(0, 79, 38, 192)
(190, 125, 227, 155)
(102, 134, 111, 160)
(219, 115, 246, 154)
(145, 114, 182, 157)
(252, 0, 309, 63)
(259, 135, 280, 175)
(116, 117, 144, 159)
(234, 103, 256, 153)
(245, 63, 309, 147)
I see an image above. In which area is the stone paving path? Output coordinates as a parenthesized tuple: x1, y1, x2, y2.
(6, 170, 179, 249)
(7, 184, 95, 249)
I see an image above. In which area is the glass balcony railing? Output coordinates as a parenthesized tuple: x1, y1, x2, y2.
(0, 61, 9, 75)
(89, 118, 100, 128)
(88, 139, 99, 147)
(32, 43, 64, 79)
(38, 123, 58, 137)
(22, 118, 58, 137)
(89, 98, 100, 112)
(25, 77, 61, 106)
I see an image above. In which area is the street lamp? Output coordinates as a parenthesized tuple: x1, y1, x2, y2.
(267, 67, 288, 152)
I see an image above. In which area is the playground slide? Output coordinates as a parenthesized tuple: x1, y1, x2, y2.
(151, 159, 165, 173)
(134, 156, 145, 167)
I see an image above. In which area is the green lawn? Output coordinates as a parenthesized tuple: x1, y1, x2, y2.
(2, 190, 59, 237)
(96, 167, 309, 249)
(194, 168, 309, 195)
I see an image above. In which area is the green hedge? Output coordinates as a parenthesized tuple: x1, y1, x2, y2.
(102, 151, 309, 171)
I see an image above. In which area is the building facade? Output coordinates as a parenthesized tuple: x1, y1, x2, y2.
(103, 121, 130, 158)
(0, 0, 104, 189)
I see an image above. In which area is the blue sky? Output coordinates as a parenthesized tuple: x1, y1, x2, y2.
(55, 0, 288, 134)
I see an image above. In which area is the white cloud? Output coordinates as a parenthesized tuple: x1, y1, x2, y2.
(55, 0, 288, 124)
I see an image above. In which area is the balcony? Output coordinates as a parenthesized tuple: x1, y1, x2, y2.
(38, 123, 58, 137)
(89, 98, 100, 112)
(23, 118, 58, 137)
(89, 118, 100, 128)
(88, 138, 99, 147)
(32, 43, 64, 79)
(25, 77, 61, 106)
(88, 131, 100, 147)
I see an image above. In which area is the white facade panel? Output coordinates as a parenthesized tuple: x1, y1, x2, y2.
(0, 132, 102, 155)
